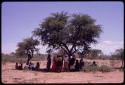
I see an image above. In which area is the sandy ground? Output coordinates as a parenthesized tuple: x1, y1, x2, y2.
(2, 60, 124, 84)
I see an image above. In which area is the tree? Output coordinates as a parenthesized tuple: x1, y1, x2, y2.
(112, 48, 124, 68)
(16, 37, 39, 64)
(85, 49, 102, 59)
(32, 12, 102, 59)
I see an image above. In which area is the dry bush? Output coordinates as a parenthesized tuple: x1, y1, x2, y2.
(82, 65, 112, 72)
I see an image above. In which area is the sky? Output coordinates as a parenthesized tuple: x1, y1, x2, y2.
(2, 2, 124, 55)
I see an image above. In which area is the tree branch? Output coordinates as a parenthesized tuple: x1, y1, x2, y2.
(61, 42, 70, 53)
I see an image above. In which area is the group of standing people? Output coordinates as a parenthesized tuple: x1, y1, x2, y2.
(46, 54, 84, 72)
(15, 53, 85, 72)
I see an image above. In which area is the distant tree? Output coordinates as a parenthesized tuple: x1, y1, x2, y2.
(16, 37, 39, 64)
(85, 49, 102, 59)
(115, 48, 124, 68)
(32, 12, 102, 59)
(111, 48, 124, 68)
(9, 52, 15, 57)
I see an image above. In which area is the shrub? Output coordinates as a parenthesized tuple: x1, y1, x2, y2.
(98, 65, 112, 72)
(82, 65, 112, 72)
(83, 65, 99, 72)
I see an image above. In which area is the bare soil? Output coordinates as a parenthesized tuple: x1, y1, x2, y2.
(2, 59, 124, 84)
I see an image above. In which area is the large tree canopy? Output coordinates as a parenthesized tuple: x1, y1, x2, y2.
(33, 12, 102, 58)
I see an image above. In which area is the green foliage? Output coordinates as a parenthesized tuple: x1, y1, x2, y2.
(16, 37, 39, 57)
(110, 48, 124, 60)
(110, 48, 124, 68)
(33, 12, 102, 58)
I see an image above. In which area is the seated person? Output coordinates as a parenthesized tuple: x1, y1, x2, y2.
(31, 62, 35, 70)
(28, 62, 35, 70)
(91, 61, 97, 66)
(18, 63, 23, 70)
(24, 64, 29, 70)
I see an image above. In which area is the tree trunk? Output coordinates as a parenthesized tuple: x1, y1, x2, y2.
(121, 59, 124, 68)
(26, 53, 32, 65)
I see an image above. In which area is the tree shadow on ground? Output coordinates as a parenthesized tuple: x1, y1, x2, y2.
(13, 68, 80, 73)
(13, 68, 60, 73)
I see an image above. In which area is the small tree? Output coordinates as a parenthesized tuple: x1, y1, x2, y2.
(16, 37, 39, 64)
(86, 49, 102, 59)
(115, 48, 124, 68)
(110, 48, 124, 68)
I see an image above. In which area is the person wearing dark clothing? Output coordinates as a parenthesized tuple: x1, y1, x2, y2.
(18, 63, 23, 70)
(47, 54, 51, 71)
(75, 60, 80, 71)
(70, 57, 75, 65)
(28, 62, 32, 70)
(79, 58, 84, 70)
(56, 55, 63, 72)
(15, 62, 18, 69)
(69, 56, 76, 71)
(92, 61, 97, 66)
(35, 62, 40, 71)
(52, 56, 58, 72)
(15, 62, 23, 70)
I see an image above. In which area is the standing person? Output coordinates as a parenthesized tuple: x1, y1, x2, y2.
(47, 54, 51, 71)
(79, 58, 84, 70)
(15, 62, 18, 69)
(75, 60, 80, 71)
(64, 55, 69, 72)
(56, 55, 63, 72)
(35, 62, 40, 71)
(69, 56, 76, 71)
(52, 55, 58, 72)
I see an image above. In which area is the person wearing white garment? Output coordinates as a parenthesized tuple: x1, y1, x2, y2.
(64, 55, 69, 72)
(69, 56, 76, 71)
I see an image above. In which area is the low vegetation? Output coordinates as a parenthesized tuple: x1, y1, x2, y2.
(2, 53, 46, 64)
(83, 65, 112, 72)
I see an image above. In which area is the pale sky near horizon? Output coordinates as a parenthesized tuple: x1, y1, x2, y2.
(2, 2, 124, 55)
